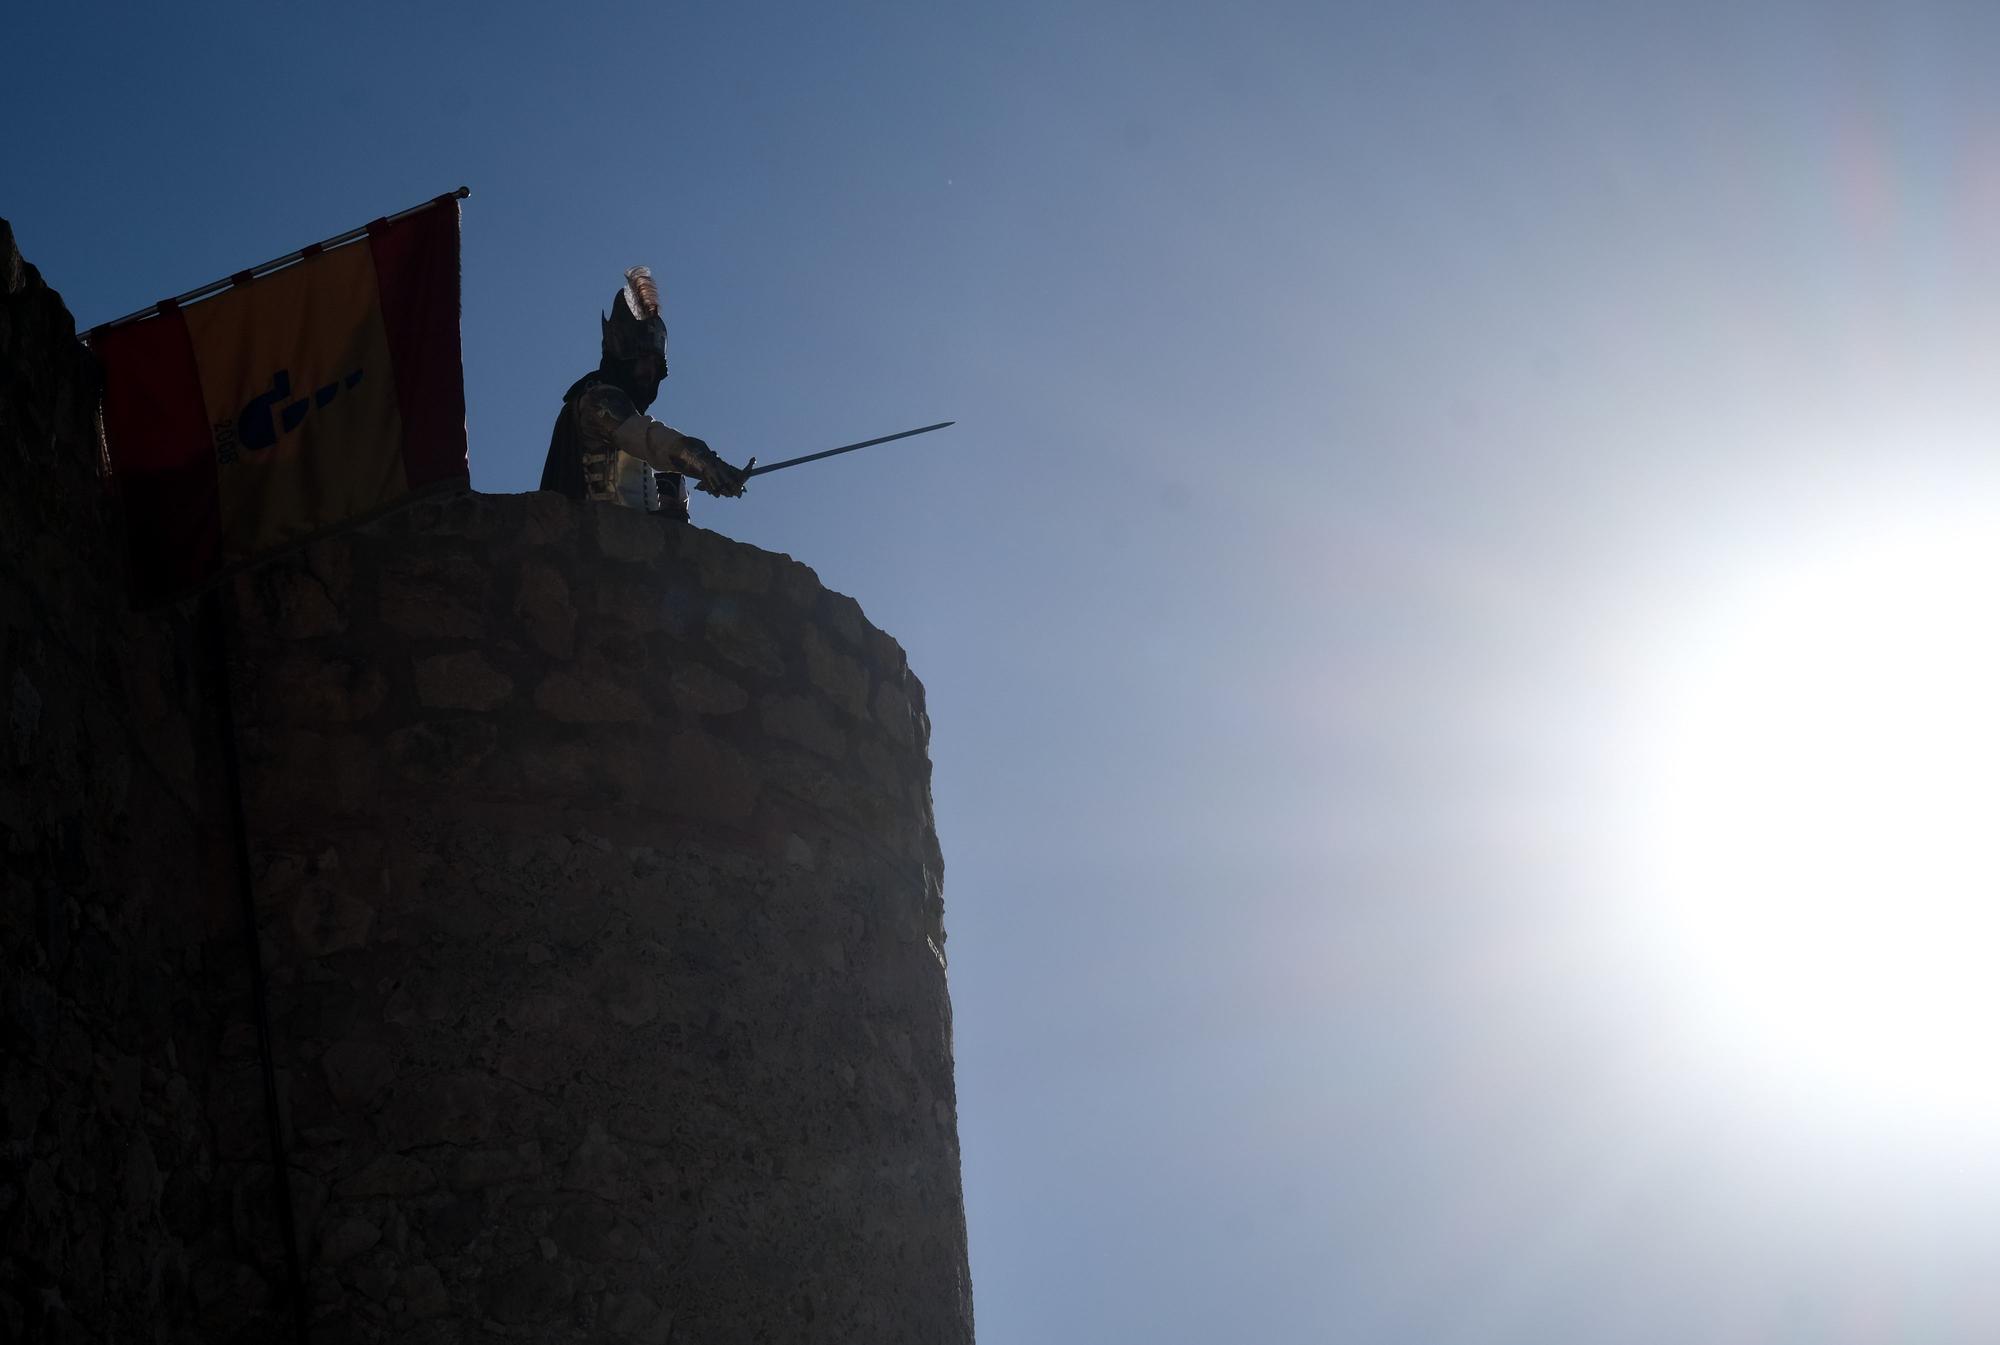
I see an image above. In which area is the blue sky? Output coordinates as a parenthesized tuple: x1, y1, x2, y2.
(14, 2, 2000, 1340)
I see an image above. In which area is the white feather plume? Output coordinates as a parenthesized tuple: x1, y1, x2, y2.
(622, 265, 661, 320)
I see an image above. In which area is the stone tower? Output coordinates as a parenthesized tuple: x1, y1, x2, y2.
(0, 218, 973, 1343)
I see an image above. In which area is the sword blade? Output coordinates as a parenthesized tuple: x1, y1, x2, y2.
(744, 421, 956, 478)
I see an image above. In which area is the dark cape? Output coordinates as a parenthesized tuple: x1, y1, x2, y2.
(539, 371, 604, 499)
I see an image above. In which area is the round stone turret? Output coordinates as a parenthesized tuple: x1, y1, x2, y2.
(226, 493, 968, 1342)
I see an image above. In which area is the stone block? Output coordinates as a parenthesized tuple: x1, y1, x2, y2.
(336, 1153, 437, 1199)
(399, 1264, 450, 1319)
(661, 731, 759, 824)
(290, 882, 374, 958)
(374, 1071, 523, 1151)
(703, 600, 785, 678)
(593, 507, 664, 562)
(97, 1051, 141, 1122)
(243, 726, 380, 817)
(588, 627, 648, 675)
(303, 538, 354, 609)
(419, 1197, 485, 1255)
(667, 661, 747, 716)
(518, 490, 577, 545)
(9, 668, 40, 763)
(261, 654, 388, 723)
(865, 625, 906, 676)
(594, 959, 658, 1027)
(258, 564, 347, 639)
(502, 993, 566, 1033)
(562, 1124, 633, 1200)
(319, 1217, 380, 1266)
(380, 552, 487, 638)
(513, 559, 575, 658)
(188, 1260, 271, 1327)
(804, 626, 871, 719)
(694, 531, 772, 594)
(121, 1131, 159, 1214)
(450, 1143, 541, 1192)
(775, 557, 821, 608)
(822, 591, 867, 648)
(606, 1104, 675, 1147)
(0, 1055, 47, 1156)
(385, 719, 499, 785)
(413, 651, 514, 711)
(514, 735, 604, 797)
(858, 738, 904, 795)
(549, 1201, 616, 1259)
(534, 664, 649, 724)
(595, 575, 702, 635)
(760, 694, 848, 761)
(603, 1289, 673, 1343)
(871, 678, 915, 746)
(493, 1038, 569, 1091)
(319, 1041, 398, 1110)
(785, 834, 817, 870)
(414, 489, 498, 539)
(484, 1259, 573, 1324)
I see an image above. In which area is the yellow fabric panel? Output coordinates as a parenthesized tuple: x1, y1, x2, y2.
(183, 242, 409, 562)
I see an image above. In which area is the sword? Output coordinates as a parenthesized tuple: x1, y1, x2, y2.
(742, 421, 956, 479)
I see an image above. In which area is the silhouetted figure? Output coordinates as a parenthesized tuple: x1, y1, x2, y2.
(541, 266, 749, 520)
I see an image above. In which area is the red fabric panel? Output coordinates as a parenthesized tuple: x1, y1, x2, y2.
(94, 307, 221, 605)
(368, 204, 468, 489)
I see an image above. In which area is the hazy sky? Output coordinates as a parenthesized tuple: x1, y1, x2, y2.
(14, 2, 2000, 1340)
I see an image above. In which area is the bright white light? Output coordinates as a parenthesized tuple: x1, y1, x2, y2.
(1628, 509, 2000, 1121)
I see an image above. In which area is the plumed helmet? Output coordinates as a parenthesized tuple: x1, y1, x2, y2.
(601, 265, 668, 365)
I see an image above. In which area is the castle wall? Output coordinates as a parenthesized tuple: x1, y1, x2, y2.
(231, 494, 969, 1343)
(0, 218, 971, 1343)
(2, 221, 282, 1339)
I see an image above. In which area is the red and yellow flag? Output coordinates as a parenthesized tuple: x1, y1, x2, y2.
(96, 199, 468, 603)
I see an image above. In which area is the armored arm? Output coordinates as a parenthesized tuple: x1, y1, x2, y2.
(571, 382, 748, 503)
(611, 417, 749, 497)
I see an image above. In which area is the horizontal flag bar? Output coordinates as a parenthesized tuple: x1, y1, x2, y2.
(85, 187, 470, 337)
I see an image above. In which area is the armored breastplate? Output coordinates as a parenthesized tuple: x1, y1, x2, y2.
(540, 374, 644, 509)
(541, 373, 689, 514)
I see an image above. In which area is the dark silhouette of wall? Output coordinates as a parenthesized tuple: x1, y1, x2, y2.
(3, 218, 285, 1340)
(0, 218, 971, 1343)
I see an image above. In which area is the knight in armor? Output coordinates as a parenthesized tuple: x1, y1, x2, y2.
(540, 266, 750, 520)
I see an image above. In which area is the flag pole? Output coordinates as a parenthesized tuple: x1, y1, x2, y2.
(85, 187, 471, 337)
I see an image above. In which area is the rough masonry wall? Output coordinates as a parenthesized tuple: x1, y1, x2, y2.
(3, 217, 972, 1344)
(2, 220, 280, 1340)
(229, 480, 969, 1341)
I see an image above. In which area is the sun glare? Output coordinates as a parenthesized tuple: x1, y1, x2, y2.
(1628, 510, 2000, 1120)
